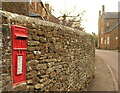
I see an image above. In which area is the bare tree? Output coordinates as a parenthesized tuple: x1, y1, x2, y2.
(48, 1, 86, 31)
(57, 10, 86, 31)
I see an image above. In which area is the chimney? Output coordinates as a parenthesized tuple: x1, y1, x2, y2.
(45, 3, 49, 12)
(99, 10, 101, 16)
(102, 5, 105, 13)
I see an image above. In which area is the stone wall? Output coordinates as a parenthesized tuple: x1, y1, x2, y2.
(0, 15, 2, 91)
(1, 24, 12, 91)
(1, 10, 95, 91)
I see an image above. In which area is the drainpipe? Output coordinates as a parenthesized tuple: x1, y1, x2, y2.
(110, 32, 111, 49)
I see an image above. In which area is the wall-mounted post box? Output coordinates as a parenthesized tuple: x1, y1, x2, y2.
(11, 25, 28, 85)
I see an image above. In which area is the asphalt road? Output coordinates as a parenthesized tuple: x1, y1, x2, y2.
(87, 49, 119, 91)
(96, 49, 118, 83)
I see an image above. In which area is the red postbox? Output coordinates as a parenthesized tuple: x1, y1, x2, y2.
(11, 25, 28, 85)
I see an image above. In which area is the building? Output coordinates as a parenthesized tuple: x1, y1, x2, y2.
(29, 1, 49, 20)
(2, 2, 29, 16)
(98, 5, 120, 50)
(2, 1, 59, 23)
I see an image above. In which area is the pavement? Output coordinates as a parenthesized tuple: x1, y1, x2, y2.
(87, 49, 118, 91)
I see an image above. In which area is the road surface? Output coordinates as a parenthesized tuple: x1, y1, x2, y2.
(87, 49, 119, 91)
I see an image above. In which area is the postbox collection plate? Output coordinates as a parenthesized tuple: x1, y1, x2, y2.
(17, 55, 23, 75)
(11, 25, 28, 85)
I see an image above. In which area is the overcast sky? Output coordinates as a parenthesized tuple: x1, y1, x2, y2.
(42, 0, 119, 34)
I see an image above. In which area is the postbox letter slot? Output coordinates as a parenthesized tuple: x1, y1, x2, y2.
(15, 34, 28, 40)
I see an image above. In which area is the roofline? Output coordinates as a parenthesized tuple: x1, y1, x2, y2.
(103, 12, 119, 19)
(104, 23, 119, 34)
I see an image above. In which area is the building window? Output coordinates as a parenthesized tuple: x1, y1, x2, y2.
(101, 28, 104, 34)
(107, 22, 109, 27)
(101, 38, 103, 44)
(104, 39, 106, 44)
(30, 0, 32, 4)
(107, 36, 110, 44)
(116, 36, 118, 40)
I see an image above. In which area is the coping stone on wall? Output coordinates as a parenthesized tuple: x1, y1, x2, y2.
(0, 10, 91, 37)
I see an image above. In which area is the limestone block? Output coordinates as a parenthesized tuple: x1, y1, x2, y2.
(28, 47, 36, 51)
(55, 42, 63, 49)
(32, 76, 40, 85)
(28, 41, 40, 46)
(27, 85, 34, 91)
(26, 79, 33, 85)
(27, 71, 37, 79)
(32, 35, 39, 41)
(36, 64, 47, 70)
(39, 37, 47, 43)
(37, 70, 46, 76)
(27, 60, 39, 66)
(37, 30, 44, 36)
(34, 83, 44, 89)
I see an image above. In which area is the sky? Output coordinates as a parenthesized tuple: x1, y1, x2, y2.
(42, 0, 119, 34)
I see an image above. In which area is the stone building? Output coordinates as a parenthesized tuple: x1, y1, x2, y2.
(29, 0, 49, 20)
(98, 5, 120, 50)
(2, 2, 29, 16)
(2, 1, 59, 23)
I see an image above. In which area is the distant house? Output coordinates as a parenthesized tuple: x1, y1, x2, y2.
(2, 1, 59, 23)
(2, 2, 29, 16)
(98, 5, 120, 50)
(29, 0, 49, 20)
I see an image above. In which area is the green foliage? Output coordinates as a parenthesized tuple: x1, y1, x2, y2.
(92, 33, 98, 48)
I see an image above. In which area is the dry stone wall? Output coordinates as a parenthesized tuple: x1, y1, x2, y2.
(1, 10, 95, 91)
(1, 24, 12, 91)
